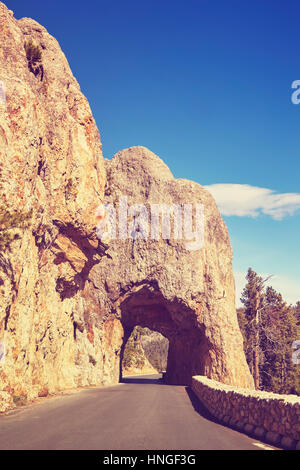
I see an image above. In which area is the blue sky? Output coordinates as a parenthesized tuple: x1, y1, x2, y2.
(8, 0, 300, 305)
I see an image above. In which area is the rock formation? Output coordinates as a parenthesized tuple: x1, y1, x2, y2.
(0, 2, 107, 401)
(140, 328, 169, 372)
(0, 2, 253, 410)
(93, 147, 254, 387)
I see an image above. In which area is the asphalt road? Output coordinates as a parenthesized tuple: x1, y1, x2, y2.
(0, 374, 276, 450)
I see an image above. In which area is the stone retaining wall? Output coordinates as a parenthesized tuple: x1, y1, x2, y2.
(192, 376, 300, 450)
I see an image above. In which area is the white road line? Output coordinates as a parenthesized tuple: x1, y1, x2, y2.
(252, 442, 276, 450)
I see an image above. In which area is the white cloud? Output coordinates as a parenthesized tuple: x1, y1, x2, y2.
(204, 184, 300, 220)
(235, 271, 300, 307)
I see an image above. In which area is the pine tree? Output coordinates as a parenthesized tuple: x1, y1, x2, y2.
(240, 268, 267, 389)
(260, 287, 298, 393)
(294, 301, 300, 327)
(239, 268, 299, 395)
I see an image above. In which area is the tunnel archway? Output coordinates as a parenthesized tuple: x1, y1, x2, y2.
(116, 283, 211, 385)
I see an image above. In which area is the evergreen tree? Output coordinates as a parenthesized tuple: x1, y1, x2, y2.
(239, 268, 299, 395)
(261, 287, 298, 394)
(240, 268, 267, 389)
(294, 301, 300, 327)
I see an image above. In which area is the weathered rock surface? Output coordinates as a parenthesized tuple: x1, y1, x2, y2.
(0, 2, 107, 407)
(0, 391, 14, 412)
(0, 2, 254, 412)
(93, 147, 254, 387)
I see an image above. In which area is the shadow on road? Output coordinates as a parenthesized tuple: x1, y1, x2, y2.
(185, 387, 219, 423)
(121, 374, 163, 385)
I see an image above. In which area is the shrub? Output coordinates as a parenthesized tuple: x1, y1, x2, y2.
(0, 164, 32, 250)
(12, 395, 27, 406)
(24, 39, 43, 80)
(24, 39, 42, 64)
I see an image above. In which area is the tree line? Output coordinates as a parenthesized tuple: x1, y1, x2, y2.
(237, 268, 300, 395)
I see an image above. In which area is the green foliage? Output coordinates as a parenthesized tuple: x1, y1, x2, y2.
(260, 286, 298, 394)
(0, 206, 32, 250)
(240, 268, 266, 388)
(65, 177, 78, 201)
(0, 164, 32, 250)
(122, 326, 169, 373)
(140, 328, 168, 372)
(294, 301, 300, 327)
(24, 39, 42, 64)
(122, 326, 146, 370)
(24, 39, 43, 80)
(12, 395, 27, 406)
(238, 267, 300, 395)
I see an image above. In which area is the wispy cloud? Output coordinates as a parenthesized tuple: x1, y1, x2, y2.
(235, 271, 300, 307)
(204, 184, 300, 220)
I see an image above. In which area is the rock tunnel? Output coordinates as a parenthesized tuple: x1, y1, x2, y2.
(118, 283, 210, 385)
(96, 146, 254, 389)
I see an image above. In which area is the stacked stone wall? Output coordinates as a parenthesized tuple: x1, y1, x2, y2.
(192, 376, 300, 450)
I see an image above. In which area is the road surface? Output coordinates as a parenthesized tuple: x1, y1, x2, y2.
(0, 374, 276, 450)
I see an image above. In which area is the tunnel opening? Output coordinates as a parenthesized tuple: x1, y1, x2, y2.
(116, 283, 212, 385)
(121, 325, 169, 380)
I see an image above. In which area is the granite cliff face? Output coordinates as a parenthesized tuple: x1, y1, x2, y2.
(0, 2, 108, 402)
(0, 2, 253, 410)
